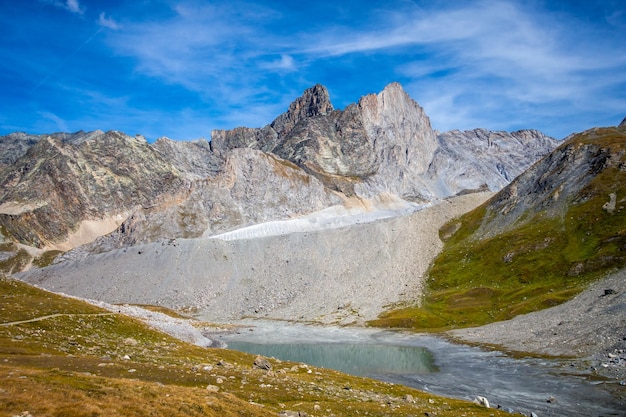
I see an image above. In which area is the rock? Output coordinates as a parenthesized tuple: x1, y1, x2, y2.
(0, 131, 184, 250)
(473, 395, 490, 408)
(253, 355, 272, 371)
(466, 128, 626, 241)
(602, 192, 617, 214)
(123, 337, 138, 346)
(213, 83, 555, 201)
(619, 116, 626, 128)
(531, 412, 539, 417)
(206, 384, 220, 392)
(603, 289, 616, 296)
(216, 359, 232, 368)
(428, 129, 557, 196)
(11, 412, 33, 417)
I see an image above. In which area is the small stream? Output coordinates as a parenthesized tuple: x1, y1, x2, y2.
(215, 320, 625, 417)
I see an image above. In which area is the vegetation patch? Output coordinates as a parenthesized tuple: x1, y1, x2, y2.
(372, 128, 626, 331)
(0, 276, 506, 416)
(32, 249, 63, 268)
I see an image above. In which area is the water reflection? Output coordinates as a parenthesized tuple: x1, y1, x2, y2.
(226, 341, 438, 376)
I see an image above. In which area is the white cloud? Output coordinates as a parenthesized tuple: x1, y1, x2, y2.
(97, 12, 121, 30)
(39, 111, 69, 132)
(65, 0, 83, 14)
(300, 1, 626, 135)
(40, 0, 85, 15)
(261, 54, 296, 72)
(94, 0, 626, 138)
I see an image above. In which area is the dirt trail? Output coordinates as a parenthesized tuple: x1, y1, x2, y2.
(0, 313, 115, 327)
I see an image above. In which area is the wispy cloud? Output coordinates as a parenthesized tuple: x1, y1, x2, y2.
(38, 111, 69, 132)
(65, 0, 83, 15)
(97, 12, 121, 30)
(11, 1, 626, 139)
(40, 0, 85, 15)
(261, 54, 297, 72)
(298, 1, 626, 135)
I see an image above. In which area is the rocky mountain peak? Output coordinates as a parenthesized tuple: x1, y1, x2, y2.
(270, 84, 334, 137)
(210, 85, 334, 153)
(619, 116, 626, 128)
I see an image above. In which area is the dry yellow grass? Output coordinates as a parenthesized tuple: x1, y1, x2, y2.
(0, 276, 508, 416)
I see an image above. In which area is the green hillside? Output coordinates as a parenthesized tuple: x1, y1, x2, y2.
(0, 276, 505, 416)
(372, 126, 626, 331)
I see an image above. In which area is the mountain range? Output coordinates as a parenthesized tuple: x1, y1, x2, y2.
(2, 82, 625, 416)
(0, 83, 556, 265)
(2, 82, 624, 329)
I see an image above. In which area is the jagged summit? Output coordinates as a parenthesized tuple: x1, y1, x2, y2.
(619, 116, 626, 127)
(271, 84, 334, 137)
(213, 82, 556, 200)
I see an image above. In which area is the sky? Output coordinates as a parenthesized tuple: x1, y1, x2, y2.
(1, 1, 625, 141)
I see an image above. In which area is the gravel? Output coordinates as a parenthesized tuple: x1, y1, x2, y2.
(19, 192, 492, 325)
(451, 268, 626, 382)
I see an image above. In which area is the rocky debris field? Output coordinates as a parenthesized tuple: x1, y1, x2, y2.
(20, 192, 492, 325)
(452, 267, 626, 384)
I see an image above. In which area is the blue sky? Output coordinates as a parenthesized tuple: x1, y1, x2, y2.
(1, 1, 625, 141)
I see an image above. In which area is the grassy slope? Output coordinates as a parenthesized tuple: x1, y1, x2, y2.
(371, 127, 626, 331)
(0, 277, 505, 417)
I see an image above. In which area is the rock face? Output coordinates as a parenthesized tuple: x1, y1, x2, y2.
(426, 128, 558, 196)
(0, 131, 185, 249)
(212, 83, 440, 198)
(151, 137, 223, 179)
(214, 83, 556, 201)
(71, 148, 340, 256)
(472, 125, 626, 240)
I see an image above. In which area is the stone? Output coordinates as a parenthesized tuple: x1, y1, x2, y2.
(206, 384, 220, 392)
(253, 355, 272, 371)
(473, 395, 490, 408)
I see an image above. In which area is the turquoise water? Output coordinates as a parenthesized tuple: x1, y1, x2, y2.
(226, 341, 438, 376)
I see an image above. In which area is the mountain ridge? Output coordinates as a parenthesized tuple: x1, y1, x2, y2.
(0, 82, 557, 266)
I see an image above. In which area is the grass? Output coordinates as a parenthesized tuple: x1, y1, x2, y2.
(0, 276, 507, 416)
(371, 127, 626, 331)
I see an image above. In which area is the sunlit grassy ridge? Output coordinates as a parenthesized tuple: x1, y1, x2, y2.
(372, 127, 626, 331)
(0, 277, 506, 416)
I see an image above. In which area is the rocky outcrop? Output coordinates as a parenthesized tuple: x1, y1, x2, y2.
(213, 83, 556, 201)
(0, 130, 107, 172)
(67, 148, 340, 256)
(425, 129, 558, 196)
(619, 116, 626, 128)
(0, 133, 42, 172)
(211, 84, 334, 153)
(213, 83, 439, 199)
(152, 137, 224, 179)
(472, 125, 626, 240)
(0, 131, 185, 249)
